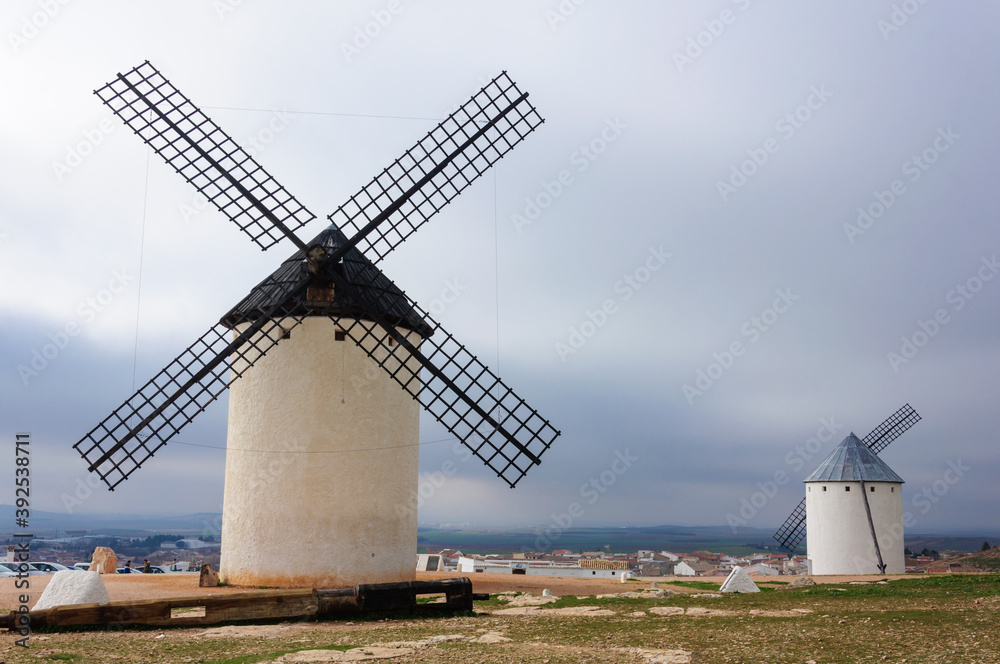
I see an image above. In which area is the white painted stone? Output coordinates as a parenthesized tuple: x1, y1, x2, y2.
(221, 317, 422, 588)
(719, 565, 759, 593)
(33, 571, 109, 610)
(542, 588, 552, 596)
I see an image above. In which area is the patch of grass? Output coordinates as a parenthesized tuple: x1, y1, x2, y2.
(47, 655, 79, 662)
(415, 595, 443, 604)
(800, 573, 1000, 599)
(471, 594, 511, 611)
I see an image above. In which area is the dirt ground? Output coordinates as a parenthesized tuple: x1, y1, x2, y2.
(0, 570, 912, 611)
(1, 572, 995, 663)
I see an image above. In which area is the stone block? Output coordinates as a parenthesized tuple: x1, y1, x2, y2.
(90, 546, 117, 575)
(200, 563, 219, 588)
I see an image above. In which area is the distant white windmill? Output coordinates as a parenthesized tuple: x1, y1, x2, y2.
(773, 404, 920, 575)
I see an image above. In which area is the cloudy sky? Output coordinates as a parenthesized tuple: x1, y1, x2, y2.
(2, 1, 998, 538)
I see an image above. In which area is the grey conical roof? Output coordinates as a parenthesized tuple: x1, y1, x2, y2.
(803, 433, 904, 483)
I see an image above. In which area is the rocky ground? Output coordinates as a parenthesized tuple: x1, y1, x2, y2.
(1, 572, 997, 663)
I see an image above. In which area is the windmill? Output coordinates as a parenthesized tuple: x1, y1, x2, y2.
(773, 404, 920, 573)
(73, 62, 560, 587)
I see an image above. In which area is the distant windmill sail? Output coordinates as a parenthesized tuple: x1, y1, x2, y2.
(75, 62, 558, 491)
(772, 404, 920, 552)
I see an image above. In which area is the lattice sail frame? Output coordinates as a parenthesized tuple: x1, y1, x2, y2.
(328, 71, 544, 263)
(772, 498, 808, 553)
(74, 287, 309, 490)
(771, 404, 921, 553)
(323, 262, 557, 487)
(863, 403, 921, 454)
(95, 61, 315, 250)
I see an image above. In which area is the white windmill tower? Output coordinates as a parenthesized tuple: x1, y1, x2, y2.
(73, 63, 560, 588)
(803, 433, 905, 575)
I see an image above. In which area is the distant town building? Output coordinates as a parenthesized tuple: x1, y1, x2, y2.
(456, 557, 630, 578)
(580, 559, 630, 570)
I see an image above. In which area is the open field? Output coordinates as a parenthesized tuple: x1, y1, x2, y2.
(2, 572, 998, 663)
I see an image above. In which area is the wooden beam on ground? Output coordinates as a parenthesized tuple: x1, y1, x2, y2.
(8, 578, 477, 630)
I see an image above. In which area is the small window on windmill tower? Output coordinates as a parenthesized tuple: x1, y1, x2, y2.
(845, 486, 850, 492)
(334, 329, 346, 341)
(280, 328, 291, 340)
(822, 486, 827, 492)
(870, 486, 875, 492)
(388, 336, 397, 347)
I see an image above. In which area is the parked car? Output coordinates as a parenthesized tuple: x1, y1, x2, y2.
(72, 562, 91, 571)
(29, 562, 74, 573)
(0, 568, 16, 577)
(116, 568, 143, 574)
(0, 562, 46, 576)
(143, 565, 167, 574)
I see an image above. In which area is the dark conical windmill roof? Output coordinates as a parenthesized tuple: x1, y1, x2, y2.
(803, 433, 904, 483)
(221, 225, 432, 336)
